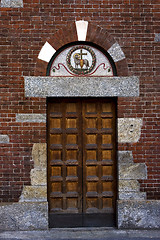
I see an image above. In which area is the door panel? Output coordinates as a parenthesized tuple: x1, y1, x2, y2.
(48, 100, 82, 215)
(47, 98, 117, 227)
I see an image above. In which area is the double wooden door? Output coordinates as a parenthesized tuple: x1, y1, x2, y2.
(47, 98, 117, 227)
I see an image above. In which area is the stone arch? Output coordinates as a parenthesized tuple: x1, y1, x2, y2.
(34, 22, 129, 76)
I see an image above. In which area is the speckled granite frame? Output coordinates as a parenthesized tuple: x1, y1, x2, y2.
(24, 76, 139, 97)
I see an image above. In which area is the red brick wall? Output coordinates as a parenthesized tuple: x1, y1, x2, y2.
(0, 0, 159, 201)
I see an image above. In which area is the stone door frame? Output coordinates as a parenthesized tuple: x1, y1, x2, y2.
(12, 74, 155, 230)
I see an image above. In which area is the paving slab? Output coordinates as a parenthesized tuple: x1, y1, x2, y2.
(1, 239, 160, 240)
(0, 228, 160, 240)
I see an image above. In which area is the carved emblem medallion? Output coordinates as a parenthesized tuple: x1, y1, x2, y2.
(66, 46, 96, 75)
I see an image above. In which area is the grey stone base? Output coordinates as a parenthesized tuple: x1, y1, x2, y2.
(0, 202, 48, 230)
(0, 200, 160, 230)
(118, 200, 160, 229)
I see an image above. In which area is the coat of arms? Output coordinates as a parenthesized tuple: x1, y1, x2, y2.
(66, 46, 96, 75)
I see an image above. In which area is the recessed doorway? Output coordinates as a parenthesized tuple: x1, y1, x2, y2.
(47, 97, 117, 227)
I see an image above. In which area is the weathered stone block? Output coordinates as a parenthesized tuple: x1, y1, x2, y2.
(107, 42, 126, 62)
(119, 192, 146, 200)
(155, 33, 160, 42)
(16, 114, 46, 123)
(119, 180, 140, 192)
(118, 118, 143, 143)
(30, 169, 47, 186)
(32, 143, 47, 168)
(118, 151, 133, 163)
(119, 163, 147, 180)
(0, 202, 48, 230)
(0, 134, 9, 143)
(19, 186, 47, 202)
(1, 0, 23, 7)
(19, 143, 47, 203)
(118, 151, 147, 200)
(118, 200, 160, 229)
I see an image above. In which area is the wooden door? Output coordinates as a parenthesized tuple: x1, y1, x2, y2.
(47, 98, 117, 227)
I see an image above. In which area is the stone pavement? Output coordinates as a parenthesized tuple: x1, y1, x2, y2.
(0, 228, 160, 240)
